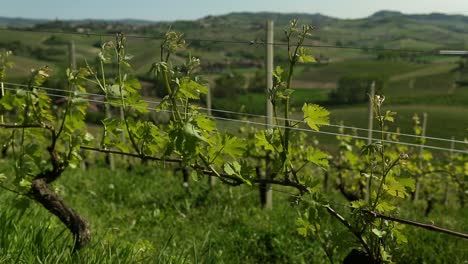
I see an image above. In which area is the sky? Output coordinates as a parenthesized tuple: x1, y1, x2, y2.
(1, 0, 468, 21)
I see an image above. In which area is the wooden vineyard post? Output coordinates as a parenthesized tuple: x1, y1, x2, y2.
(365, 81, 375, 203)
(206, 86, 216, 187)
(444, 137, 455, 206)
(0, 79, 4, 124)
(69, 40, 76, 70)
(260, 20, 274, 209)
(97, 39, 114, 170)
(69, 40, 87, 171)
(413, 112, 427, 201)
(105, 104, 115, 170)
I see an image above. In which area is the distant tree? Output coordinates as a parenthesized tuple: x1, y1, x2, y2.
(376, 51, 400, 61)
(247, 70, 266, 93)
(456, 56, 468, 73)
(455, 56, 468, 86)
(0, 41, 29, 56)
(43, 35, 69, 46)
(213, 71, 246, 97)
(226, 49, 263, 60)
(329, 74, 386, 104)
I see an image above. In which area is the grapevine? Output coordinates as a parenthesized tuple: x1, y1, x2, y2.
(0, 19, 466, 263)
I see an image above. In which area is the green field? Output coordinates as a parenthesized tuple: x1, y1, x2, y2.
(328, 105, 468, 146)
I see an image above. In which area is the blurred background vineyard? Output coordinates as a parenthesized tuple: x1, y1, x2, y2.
(1, 11, 467, 145)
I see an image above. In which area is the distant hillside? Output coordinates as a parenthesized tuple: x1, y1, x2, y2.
(0, 17, 46, 28)
(1, 11, 468, 141)
(1, 11, 468, 49)
(1, 10, 468, 79)
(197, 12, 338, 26)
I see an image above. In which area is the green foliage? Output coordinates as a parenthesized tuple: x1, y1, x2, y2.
(297, 47, 316, 63)
(247, 69, 266, 93)
(0, 50, 13, 82)
(0, 164, 465, 263)
(213, 71, 246, 98)
(306, 147, 329, 169)
(0, 20, 466, 264)
(0, 64, 91, 192)
(0, 40, 66, 62)
(329, 74, 386, 104)
(43, 35, 69, 46)
(302, 103, 330, 131)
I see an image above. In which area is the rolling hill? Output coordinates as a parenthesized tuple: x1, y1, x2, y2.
(0, 11, 467, 141)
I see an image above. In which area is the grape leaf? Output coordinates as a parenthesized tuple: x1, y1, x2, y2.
(222, 135, 246, 158)
(306, 148, 329, 168)
(179, 78, 207, 99)
(223, 161, 251, 186)
(302, 103, 329, 131)
(255, 131, 275, 152)
(297, 47, 316, 63)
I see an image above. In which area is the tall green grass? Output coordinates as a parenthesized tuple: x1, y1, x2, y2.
(0, 161, 467, 263)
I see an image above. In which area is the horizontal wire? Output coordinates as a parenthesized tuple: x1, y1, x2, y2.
(197, 106, 467, 145)
(0, 86, 166, 113)
(3, 81, 109, 98)
(4, 81, 467, 145)
(211, 115, 468, 154)
(0, 27, 260, 45)
(2, 85, 466, 154)
(0, 27, 159, 40)
(0, 27, 439, 54)
(2, 86, 467, 154)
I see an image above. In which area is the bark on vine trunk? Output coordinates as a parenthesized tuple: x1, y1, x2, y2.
(30, 178, 90, 251)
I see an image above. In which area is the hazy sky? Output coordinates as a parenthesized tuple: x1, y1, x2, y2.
(1, 0, 468, 21)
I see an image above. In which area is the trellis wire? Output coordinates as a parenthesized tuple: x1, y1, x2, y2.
(2, 86, 467, 154)
(4, 81, 467, 146)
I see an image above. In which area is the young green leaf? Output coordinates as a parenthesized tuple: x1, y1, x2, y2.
(0, 173, 7, 183)
(306, 148, 329, 168)
(223, 161, 251, 186)
(302, 103, 329, 131)
(350, 199, 367, 209)
(384, 111, 397, 123)
(19, 179, 32, 190)
(178, 78, 208, 100)
(372, 228, 386, 238)
(297, 47, 316, 63)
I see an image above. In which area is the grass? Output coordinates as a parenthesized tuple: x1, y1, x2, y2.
(384, 38, 443, 50)
(0, 161, 332, 263)
(389, 63, 454, 82)
(0, 207, 141, 263)
(290, 89, 329, 106)
(0, 158, 467, 263)
(294, 59, 429, 83)
(7, 56, 52, 78)
(213, 93, 266, 116)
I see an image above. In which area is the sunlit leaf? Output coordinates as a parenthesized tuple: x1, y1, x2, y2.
(306, 148, 329, 168)
(302, 103, 329, 131)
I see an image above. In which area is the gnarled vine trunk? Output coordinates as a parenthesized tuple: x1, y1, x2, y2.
(29, 178, 90, 251)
